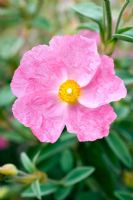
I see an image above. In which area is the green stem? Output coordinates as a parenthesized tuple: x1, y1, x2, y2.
(115, 0, 130, 33)
(103, 0, 112, 40)
(102, 0, 106, 35)
(99, 22, 105, 42)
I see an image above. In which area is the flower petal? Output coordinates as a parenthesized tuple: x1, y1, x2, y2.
(79, 30, 100, 45)
(50, 35, 100, 87)
(66, 104, 117, 142)
(79, 55, 127, 108)
(31, 116, 65, 143)
(11, 45, 67, 98)
(12, 92, 66, 143)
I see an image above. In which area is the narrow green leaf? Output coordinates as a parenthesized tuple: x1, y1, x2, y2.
(63, 167, 95, 187)
(21, 152, 36, 173)
(118, 27, 133, 34)
(60, 150, 74, 172)
(115, 191, 133, 200)
(113, 28, 133, 42)
(0, 85, 15, 107)
(32, 150, 41, 165)
(31, 180, 42, 200)
(54, 187, 72, 200)
(22, 183, 58, 198)
(106, 132, 133, 168)
(72, 2, 103, 23)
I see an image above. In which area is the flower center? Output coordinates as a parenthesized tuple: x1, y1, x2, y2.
(58, 80, 80, 104)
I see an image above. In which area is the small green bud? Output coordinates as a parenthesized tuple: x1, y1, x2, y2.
(0, 164, 18, 176)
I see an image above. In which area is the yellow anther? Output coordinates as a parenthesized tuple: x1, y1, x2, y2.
(58, 80, 80, 104)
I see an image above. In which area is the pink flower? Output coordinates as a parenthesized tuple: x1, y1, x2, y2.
(0, 137, 8, 150)
(11, 35, 127, 143)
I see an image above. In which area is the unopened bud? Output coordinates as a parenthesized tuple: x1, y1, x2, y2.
(0, 164, 18, 176)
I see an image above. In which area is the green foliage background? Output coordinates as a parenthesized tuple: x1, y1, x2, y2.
(0, 0, 133, 200)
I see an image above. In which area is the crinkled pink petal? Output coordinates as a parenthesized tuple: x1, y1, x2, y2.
(31, 116, 65, 143)
(79, 30, 100, 45)
(12, 92, 66, 143)
(79, 55, 127, 108)
(50, 35, 100, 87)
(11, 45, 67, 98)
(66, 104, 117, 141)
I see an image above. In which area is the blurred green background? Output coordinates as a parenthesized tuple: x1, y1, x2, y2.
(0, 0, 133, 199)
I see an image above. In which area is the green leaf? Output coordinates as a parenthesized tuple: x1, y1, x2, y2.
(32, 16, 51, 30)
(63, 167, 95, 187)
(0, 131, 25, 143)
(22, 183, 58, 198)
(32, 150, 41, 165)
(115, 191, 133, 200)
(117, 27, 133, 34)
(116, 70, 133, 85)
(60, 150, 74, 172)
(0, 8, 21, 27)
(113, 28, 133, 42)
(0, 85, 15, 107)
(21, 152, 36, 173)
(106, 132, 133, 168)
(54, 187, 72, 200)
(77, 23, 99, 32)
(75, 192, 102, 200)
(37, 133, 76, 164)
(0, 36, 24, 59)
(72, 2, 103, 24)
(31, 180, 42, 200)
(114, 104, 129, 120)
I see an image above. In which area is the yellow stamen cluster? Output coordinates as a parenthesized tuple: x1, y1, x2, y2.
(58, 80, 80, 104)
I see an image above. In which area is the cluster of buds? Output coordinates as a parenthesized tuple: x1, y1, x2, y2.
(0, 162, 48, 199)
(0, 163, 47, 185)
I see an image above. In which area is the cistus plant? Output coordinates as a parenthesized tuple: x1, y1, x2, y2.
(0, 0, 133, 200)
